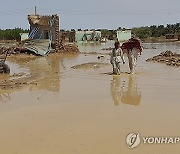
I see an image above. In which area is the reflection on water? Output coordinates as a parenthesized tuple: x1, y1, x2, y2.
(27, 56, 61, 92)
(18, 54, 76, 92)
(77, 41, 113, 53)
(7, 56, 61, 92)
(0, 54, 78, 102)
(110, 75, 123, 106)
(0, 75, 11, 102)
(121, 75, 141, 105)
(110, 75, 141, 106)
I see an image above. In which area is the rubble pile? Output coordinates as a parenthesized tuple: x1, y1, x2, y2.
(0, 46, 23, 55)
(0, 43, 80, 56)
(146, 50, 180, 67)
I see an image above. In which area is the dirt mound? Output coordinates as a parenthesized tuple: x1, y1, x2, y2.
(146, 51, 180, 67)
(71, 62, 109, 69)
(58, 44, 80, 53)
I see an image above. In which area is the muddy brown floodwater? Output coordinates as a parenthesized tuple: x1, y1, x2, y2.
(0, 42, 180, 154)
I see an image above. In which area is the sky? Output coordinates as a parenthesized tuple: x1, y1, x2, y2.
(0, 0, 180, 30)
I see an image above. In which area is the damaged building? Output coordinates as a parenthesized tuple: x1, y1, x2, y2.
(26, 14, 62, 55)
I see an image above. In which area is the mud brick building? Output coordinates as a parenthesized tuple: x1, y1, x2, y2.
(28, 14, 61, 50)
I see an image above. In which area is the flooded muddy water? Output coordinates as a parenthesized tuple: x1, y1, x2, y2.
(0, 42, 180, 154)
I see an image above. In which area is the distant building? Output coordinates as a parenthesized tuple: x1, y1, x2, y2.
(68, 31, 75, 43)
(165, 34, 175, 39)
(75, 30, 101, 43)
(117, 29, 131, 42)
(19, 33, 29, 41)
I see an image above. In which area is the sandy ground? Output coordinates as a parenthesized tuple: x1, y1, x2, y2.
(0, 43, 180, 154)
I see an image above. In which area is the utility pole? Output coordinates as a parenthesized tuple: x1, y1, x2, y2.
(35, 6, 37, 15)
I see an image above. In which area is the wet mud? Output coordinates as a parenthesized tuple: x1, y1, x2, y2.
(71, 62, 109, 69)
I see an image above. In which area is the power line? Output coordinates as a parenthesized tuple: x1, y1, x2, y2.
(0, 7, 180, 17)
